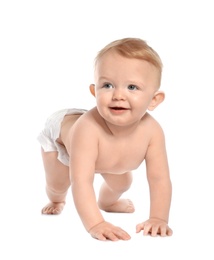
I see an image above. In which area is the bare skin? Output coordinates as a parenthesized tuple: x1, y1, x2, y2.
(40, 50, 173, 240)
(41, 152, 135, 215)
(42, 195, 134, 215)
(41, 114, 135, 216)
(41, 109, 172, 240)
(41, 149, 69, 214)
(42, 202, 65, 214)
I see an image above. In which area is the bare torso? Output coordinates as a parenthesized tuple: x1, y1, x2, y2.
(58, 107, 154, 174)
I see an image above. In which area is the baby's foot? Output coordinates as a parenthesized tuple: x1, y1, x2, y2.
(41, 202, 65, 215)
(99, 199, 135, 213)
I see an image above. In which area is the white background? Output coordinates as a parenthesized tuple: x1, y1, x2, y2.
(1, 0, 214, 259)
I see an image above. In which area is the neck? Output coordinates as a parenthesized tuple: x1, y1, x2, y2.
(104, 120, 140, 138)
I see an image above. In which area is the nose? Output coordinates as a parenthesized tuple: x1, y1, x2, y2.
(112, 87, 125, 101)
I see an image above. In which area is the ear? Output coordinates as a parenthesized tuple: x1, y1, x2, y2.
(148, 91, 165, 111)
(89, 84, 96, 97)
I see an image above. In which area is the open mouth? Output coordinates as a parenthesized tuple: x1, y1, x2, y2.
(110, 107, 128, 110)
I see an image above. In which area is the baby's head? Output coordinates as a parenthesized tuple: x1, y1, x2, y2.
(94, 38, 163, 87)
(90, 38, 165, 124)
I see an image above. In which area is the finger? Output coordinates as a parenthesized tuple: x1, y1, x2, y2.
(160, 226, 167, 237)
(91, 232, 107, 241)
(166, 227, 173, 236)
(151, 225, 159, 237)
(107, 228, 131, 241)
(143, 224, 152, 236)
(116, 230, 131, 240)
(105, 232, 119, 241)
(136, 223, 145, 233)
(160, 226, 173, 236)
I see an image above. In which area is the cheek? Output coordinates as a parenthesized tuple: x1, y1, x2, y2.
(131, 95, 144, 105)
(95, 95, 106, 107)
(96, 92, 110, 103)
(131, 95, 151, 109)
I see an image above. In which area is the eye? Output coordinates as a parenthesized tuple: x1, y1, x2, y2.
(128, 85, 138, 90)
(103, 83, 113, 89)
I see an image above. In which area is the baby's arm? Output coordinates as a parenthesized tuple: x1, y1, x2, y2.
(136, 124, 173, 236)
(67, 120, 130, 241)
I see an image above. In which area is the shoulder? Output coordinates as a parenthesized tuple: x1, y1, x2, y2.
(140, 113, 166, 151)
(141, 112, 164, 134)
(63, 108, 100, 156)
(67, 107, 104, 143)
(72, 107, 102, 131)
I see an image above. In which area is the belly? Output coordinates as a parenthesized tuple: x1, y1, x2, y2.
(94, 158, 143, 174)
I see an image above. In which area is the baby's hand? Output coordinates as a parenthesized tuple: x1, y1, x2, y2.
(88, 221, 131, 241)
(136, 218, 173, 237)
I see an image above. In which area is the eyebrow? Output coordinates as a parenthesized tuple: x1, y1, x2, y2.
(97, 76, 111, 81)
(98, 76, 145, 86)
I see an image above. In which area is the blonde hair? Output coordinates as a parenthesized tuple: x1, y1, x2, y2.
(95, 37, 163, 82)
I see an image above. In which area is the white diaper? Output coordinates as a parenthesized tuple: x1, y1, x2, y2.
(37, 108, 87, 166)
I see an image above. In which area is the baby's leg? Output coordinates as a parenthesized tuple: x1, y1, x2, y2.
(98, 172, 135, 213)
(41, 148, 70, 214)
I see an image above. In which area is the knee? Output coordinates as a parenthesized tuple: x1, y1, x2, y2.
(117, 176, 133, 193)
(105, 172, 133, 193)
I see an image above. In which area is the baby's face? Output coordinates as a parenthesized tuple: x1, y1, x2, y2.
(93, 50, 161, 127)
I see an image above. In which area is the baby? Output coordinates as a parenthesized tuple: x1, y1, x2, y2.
(38, 37, 173, 241)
